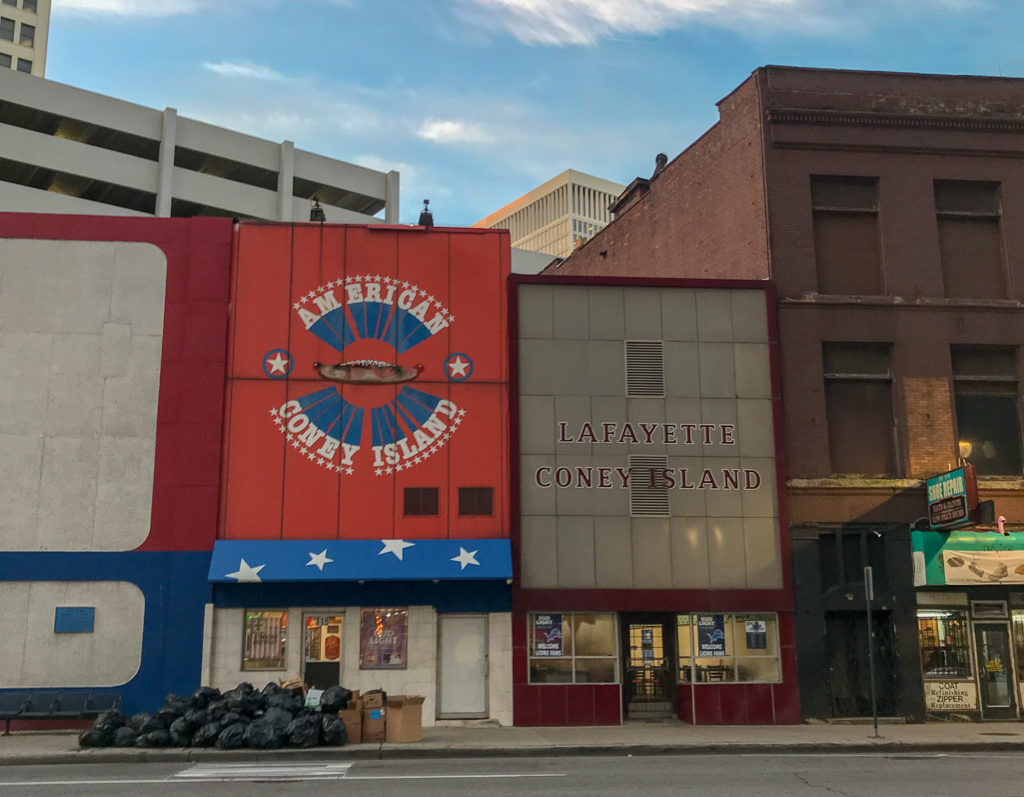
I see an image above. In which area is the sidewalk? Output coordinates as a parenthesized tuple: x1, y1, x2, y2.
(3, 720, 1024, 765)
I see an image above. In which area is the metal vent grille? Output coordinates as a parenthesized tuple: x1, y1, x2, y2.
(625, 340, 665, 397)
(629, 455, 670, 517)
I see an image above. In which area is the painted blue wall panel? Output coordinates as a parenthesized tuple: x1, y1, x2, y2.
(0, 551, 212, 716)
(54, 606, 95, 633)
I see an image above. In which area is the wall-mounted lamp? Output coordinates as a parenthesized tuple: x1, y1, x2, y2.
(957, 440, 973, 460)
(309, 198, 326, 223)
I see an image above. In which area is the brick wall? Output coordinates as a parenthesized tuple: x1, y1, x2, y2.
(553, 74, 768, 281)
(903, 376, 957, 479)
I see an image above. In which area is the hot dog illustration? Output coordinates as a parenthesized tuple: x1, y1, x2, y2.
(314, 360, 424, 384)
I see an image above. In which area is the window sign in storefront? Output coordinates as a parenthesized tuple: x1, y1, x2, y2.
(528, 613, 616, 684)
(359, 608, 408, 669)
(696, 615, 726, 657)
(745, 619, 768, 650)
(533, 613, 564, 657)
(678, 614, 782, 683)
(924, 680, 978, 712)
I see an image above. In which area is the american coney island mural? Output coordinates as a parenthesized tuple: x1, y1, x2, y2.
(220, 224, 510, 541)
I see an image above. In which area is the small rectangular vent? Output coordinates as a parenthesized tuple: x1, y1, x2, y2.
(629, 455, 670, 517)
(625, 340, 665, 397)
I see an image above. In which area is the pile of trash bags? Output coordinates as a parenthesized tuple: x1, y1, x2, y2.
(79, 682, 354, 749)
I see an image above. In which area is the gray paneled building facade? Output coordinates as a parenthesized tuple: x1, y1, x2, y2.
(510, 276, 799, 725)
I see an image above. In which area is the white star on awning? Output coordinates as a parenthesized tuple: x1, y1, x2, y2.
(451, 547, 480, 570)
(379, 539, 415, 561)
(226, 558, 265, 582)
(306, 549, 333, 571)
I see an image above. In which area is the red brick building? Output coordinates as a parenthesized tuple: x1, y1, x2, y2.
(554, 66, 1024, 721)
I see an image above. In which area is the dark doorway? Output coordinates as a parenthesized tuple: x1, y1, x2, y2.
(825, 610, 899, 717)
(621, 613, 677, 718)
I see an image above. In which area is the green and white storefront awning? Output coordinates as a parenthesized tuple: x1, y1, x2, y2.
(912, 529, 1024, 586)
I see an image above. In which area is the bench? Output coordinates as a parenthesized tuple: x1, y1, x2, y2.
(1, 691, 122, 734)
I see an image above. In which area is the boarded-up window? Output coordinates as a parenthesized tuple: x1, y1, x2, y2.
(403, 487, 438, 516)
(823, 344, 897, 476)
(952, 346, 1021, 475)
(625, 340, 665, 398)
(629, 454, 670, 517)
(811, 176, 883, 296)
(935, 180, 1005, 299)
(458, 487, 494, 516)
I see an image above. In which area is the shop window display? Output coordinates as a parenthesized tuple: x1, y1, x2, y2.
(242, 610, 287, 670)
(677, 613, 781, 683)
(528, 613, 617, 684)
(918, 609, 972, 678)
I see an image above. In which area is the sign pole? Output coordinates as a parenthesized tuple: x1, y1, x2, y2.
(865, 565, 879, 738)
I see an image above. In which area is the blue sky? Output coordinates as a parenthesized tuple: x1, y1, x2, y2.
(48, 0, 1024, 226)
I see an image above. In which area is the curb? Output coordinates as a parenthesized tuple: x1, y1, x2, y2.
(5, 740, 1024, 766)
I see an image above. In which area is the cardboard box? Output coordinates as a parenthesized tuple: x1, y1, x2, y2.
(338, 697, 362, 744)
(385, 695, 424, 743)
(362, 690, 386, 709)
(361, 704, 386, 743)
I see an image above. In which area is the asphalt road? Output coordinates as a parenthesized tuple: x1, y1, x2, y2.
(2, 752, 1024, 796)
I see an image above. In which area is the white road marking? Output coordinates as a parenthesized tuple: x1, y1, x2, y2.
(175, 762, 353, 780)
(0, 765, 565, 788)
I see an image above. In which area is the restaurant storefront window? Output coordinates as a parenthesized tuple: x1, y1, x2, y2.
(528, 612, 617, 684)
(677, 613, 782, 683)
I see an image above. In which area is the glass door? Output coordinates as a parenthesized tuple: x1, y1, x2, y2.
(303, 613, 343, 689)
(625, 621, 672, 702)
(974, 622, 1017, 719)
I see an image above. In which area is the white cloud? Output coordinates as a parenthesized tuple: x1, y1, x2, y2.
(460, 0, 866, 45)
(417, 119, 495, 144)
(203, 61, 284, 81)
(53, 0, 204, 15)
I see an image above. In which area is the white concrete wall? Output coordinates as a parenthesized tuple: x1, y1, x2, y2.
(0, 239, 166, 551)
(205, 606, 514, 726)
(0, 581, 145, 687)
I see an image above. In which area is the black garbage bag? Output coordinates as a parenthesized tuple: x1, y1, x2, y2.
(218, 710, 243, 729)
(182, 708, 208, 730)
(136, 729, 172, 748)
(261, 681, 283, 697)
(224, 683, 264, 715)
(78, 728, 109, 748)
(93, 709, 126, 736)
(191, 721, 222, 748)
(112, 727, 139, 747)
(169, 716, 193, 746)
(318, 686, 353, 714)
(243, 716, 286, 750)
(190, 686, 221, 708)
(206, 700, 227, 722)
(262, 707, 294, 730)
(285, 711, 321, 749)
(154, 708, 181, 727)
(129, 713, 150, 733)
(164, 693, 190, 715)
(140, 713, 167, 734)
(266, 691, 303, 714)
(320, 714, 348, 747)
(216, 722, 248, 750)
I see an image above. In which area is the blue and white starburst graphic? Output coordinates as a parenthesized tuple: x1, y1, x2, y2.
(269, 275, 466, 476)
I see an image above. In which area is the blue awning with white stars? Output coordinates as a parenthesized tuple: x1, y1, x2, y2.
(208, 539, 512, 583)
